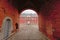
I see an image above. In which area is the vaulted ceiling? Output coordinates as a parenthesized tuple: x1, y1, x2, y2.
(8, 0, 56, 16)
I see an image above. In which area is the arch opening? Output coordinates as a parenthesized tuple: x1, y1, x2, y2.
(19, 9, 40, 39)
(19, 9, 39, 31)
(0, 17, 13, 40)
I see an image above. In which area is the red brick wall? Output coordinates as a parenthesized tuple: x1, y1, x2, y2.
(0, 0, 19, 31)
(38, 1, 60, 40)
(38, 13, 46, 33)
(46, 0, 60, 40)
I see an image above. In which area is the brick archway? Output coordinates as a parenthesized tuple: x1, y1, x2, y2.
(20, 9, 38, 26)
(19, 8, 45, 32)
(19, 9, 40, 31)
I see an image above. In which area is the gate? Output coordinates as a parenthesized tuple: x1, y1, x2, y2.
(3, 19, 11, 40)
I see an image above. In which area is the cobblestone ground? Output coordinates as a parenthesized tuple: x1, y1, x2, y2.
(1, 24, 50, 40)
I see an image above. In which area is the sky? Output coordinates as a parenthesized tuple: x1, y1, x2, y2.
(20, 9, 38, 17)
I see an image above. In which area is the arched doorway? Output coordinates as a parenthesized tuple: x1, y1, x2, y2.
(19, 9, 40, 39)
(1, 17, 13, 40)
(20, 9, 38, 30)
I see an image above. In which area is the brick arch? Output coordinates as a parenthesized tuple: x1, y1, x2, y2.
(19, 8, 45, 32)
(19, 8, 40, 30)
(20, 9, 38, 20)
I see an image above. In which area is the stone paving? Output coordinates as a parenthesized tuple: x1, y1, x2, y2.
(1, 24, 50, 40)
(8, 24, 50, 40)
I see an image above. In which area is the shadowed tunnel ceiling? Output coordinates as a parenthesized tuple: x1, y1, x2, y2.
(8, 0, 55, 16)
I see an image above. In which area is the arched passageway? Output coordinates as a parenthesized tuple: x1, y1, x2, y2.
(8, 9, 49, 40)
(19, 9, 39, 39)
(20, 9, 39, 31)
